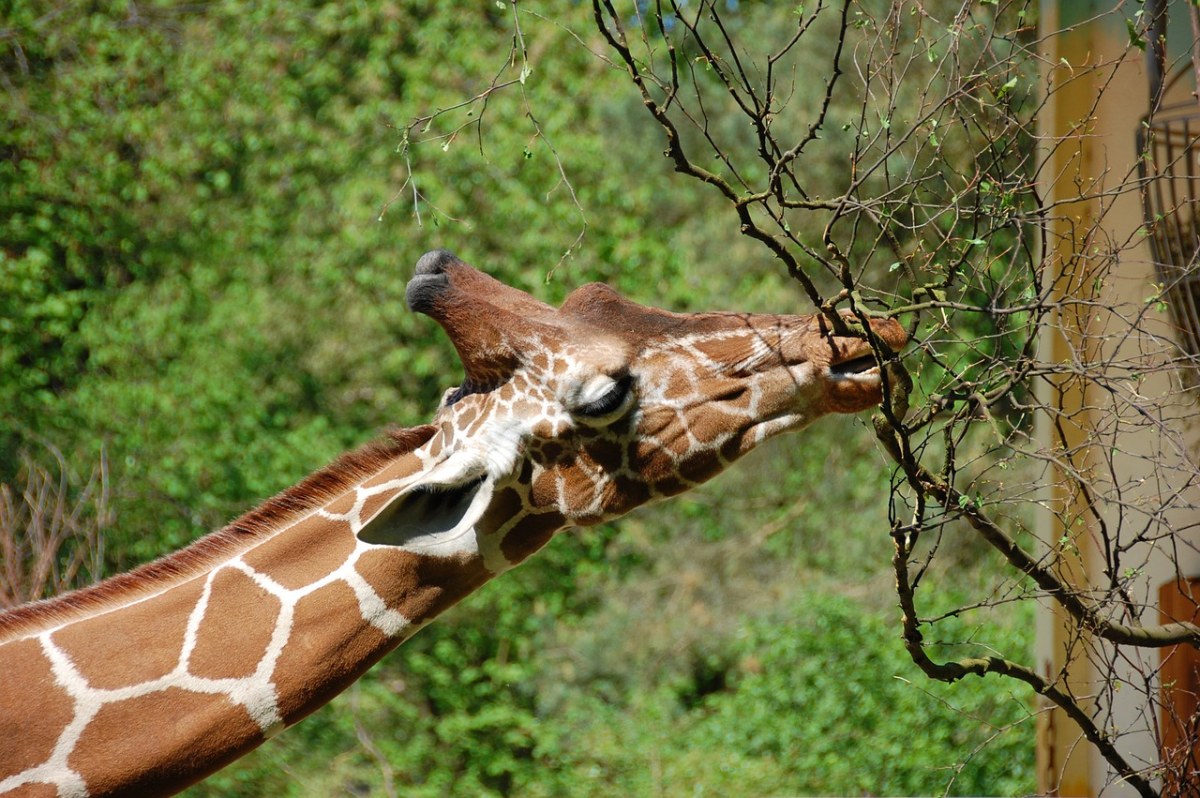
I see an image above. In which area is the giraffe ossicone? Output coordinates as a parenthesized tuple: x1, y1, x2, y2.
(0, 251, 906, 797)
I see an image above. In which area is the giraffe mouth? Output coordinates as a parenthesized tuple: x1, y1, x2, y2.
(828, 353, 879, 380)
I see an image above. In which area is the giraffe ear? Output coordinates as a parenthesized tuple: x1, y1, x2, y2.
(355, 461, 494, 555)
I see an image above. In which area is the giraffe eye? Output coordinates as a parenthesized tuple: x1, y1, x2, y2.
(574, 374, 634, 419)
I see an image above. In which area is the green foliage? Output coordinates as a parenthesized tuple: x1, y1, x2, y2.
(683, 594, 1034, 797)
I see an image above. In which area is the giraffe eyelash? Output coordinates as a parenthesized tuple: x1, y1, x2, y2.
(574, 374, 634, 419)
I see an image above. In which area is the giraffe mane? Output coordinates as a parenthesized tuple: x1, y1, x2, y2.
(0, 425, 438, 642)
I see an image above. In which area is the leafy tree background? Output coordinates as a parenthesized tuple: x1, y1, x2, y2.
(1, 1, 1034, 795)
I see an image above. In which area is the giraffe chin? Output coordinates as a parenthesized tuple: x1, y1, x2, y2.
(823, 367, 888, 414)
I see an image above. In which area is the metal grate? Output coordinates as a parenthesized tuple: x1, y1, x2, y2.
(1138, 102, 1200, 365)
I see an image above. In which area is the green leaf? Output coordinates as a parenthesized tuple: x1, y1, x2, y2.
(1126, 17, 1146, 51)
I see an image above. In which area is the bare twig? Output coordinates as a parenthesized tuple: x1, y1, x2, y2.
(0, 444, 109, 609)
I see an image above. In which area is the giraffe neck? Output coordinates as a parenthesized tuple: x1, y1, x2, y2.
(0, 426, 506, 798)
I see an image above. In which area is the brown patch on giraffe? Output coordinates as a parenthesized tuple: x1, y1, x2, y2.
(354, 549, 491, 624)
(359, 487, 406, 529)
(719, 381, 754, 411)
(678, 449, 723, 486)
(321, 490, 358, 516)
(69, 687, 261, 797)
(478, 486, 525, 533)
(0, 425, 435, 641)
(560, 467, 602, 512)
(530, 468, 559, 509)
(270, 581, 393, 724)
(529, 416, 558, 441)
(692, 334, 759, 367)
(537, 441, 566, 464)
(1, 783, 60, 798)
(463, 408, 489, 437)
(188, 568, 281, 680)
(511, 372, 534, 393)
(509, 396, 545, 424)
(664, 426, 695, 457)
(625, 439, 648, 468)
(609, 475, 652, 513)
(652, 474, 690, 497)
(0, 638, 75, 779)
(637, 407, 676, 439)
(52, 577, 204, 691)
(720, 433, 747, 463)
(663, 368, 695, 401)
(687, 407, 742, 445)
(424, 431, 444, 458)
(501, 512, 565, 563)
(582, 435, 625, 473)
(629, 439, 677, 483)
(455, 404, 478, 430)
(360, 449, 426, 491)
(240, 514, 356, 591)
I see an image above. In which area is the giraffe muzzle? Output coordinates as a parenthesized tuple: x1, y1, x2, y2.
(819, 316, 908, 412)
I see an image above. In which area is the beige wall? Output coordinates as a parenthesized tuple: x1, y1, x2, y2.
(1038, 3, 1200, 795)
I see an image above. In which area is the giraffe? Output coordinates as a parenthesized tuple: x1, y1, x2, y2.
(0, 250, 907, 797)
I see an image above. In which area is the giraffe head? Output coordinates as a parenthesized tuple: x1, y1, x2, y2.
(359, 250, 906, 569)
